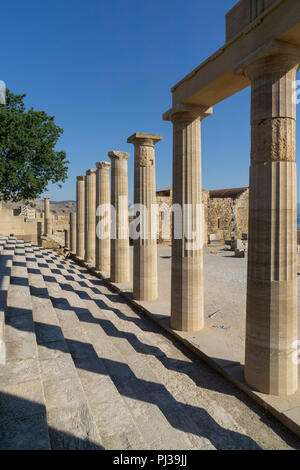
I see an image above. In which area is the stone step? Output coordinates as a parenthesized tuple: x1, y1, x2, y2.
(38, 248, 259, 450)
(0, 240, 51, 450)
(23, 243, 103, 450)
(32, 247, 244, 450)
(0, 239, 275, 450)
(33, 246, 151, 449)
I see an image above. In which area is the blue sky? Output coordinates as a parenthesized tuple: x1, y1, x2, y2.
(1, 0, 299, 202)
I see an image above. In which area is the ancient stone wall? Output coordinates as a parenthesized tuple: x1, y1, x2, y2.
(206, 197, 233, 241)
(156, 191, 172, 244)
(234, 191, 249, 238)
(0, 206, 70, 243)
(155, 187, 249, 244)
(0, 208, 41, 243)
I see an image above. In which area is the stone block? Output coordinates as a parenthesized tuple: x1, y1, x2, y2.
(235, 248, 246, 258)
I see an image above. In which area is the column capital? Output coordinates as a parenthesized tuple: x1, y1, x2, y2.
(234, 40, 300, 78)
(127, 133, 162, 148)
(44, 196, 50, 201)
(163, 104, 213, 123)
(86, 169, 96, 176)
(96, 161, 111, 170)
(108, 151, 130, 161)
(76, 175, 85, 181)
(245, 54, 299, 81)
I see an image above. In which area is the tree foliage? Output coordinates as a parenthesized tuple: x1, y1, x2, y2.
(0, 89, 68, 203)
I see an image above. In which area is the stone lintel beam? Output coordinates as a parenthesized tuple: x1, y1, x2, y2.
(170, 1, 300, 107)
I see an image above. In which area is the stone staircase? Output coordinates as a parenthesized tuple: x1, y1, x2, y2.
(0, 237, 299, 450)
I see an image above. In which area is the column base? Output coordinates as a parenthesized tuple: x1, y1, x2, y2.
(245, 278, 298, 396)
(133, 244, 158, 301)
(171, 256, 204, 332)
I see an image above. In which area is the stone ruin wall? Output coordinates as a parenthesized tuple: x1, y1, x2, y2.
(156, 193, 172, 244)
(233, 191, 249, 239)
(0, 205, 70, 244)
(205, 191, 249, 241)
(155, 188, 249, 244)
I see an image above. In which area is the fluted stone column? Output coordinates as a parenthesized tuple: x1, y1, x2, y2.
(85, 169, 97, 265)
(127, 133, 162, 301)
(108, 151, 130, 283)
(70, 212, 76, 253)
(76, 176, 85, 259)
(44, 197, 52, 236)
(95, 161, 111, 273)
(245, 54, 299, 396)
(163, 105, 212, 331)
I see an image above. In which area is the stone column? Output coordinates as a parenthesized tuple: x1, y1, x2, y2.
(244, 54, 299, 396)
(163, 105, 212, 331)
(70, 212, 77, 253)
(76, 176, 85, 259)
(95, 161, 111, 273)
(108, 151, 130, 283)
(85, 169, 97, 265)
(64, 228, 70, 250)
(44, 197, 52, 236)
(127, 133, 162, 301)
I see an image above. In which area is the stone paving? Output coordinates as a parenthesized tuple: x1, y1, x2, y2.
(1, 237, 300, 449)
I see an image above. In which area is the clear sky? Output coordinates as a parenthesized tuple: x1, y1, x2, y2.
(1, 0, 299, 202)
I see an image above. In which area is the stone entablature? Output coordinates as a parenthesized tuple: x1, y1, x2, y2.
(226, 0, 279, 43)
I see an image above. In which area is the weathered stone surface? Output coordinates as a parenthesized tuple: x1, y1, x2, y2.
(127, 133, 162, 301)
(95, 161, 111, 273)
(85, 169, 97, 265)
(251, 118, 295, 163)
(108, 151, 130, 283)
(245, 54, 299, 396)
(164, 106, 211, 331)
(0, 414, 50, 450)
(76, 176, 85, 259)
(2, 234, 300, 448)
(64, 228, 70, 250)
(70, 212, 77, 253)
(44, 197, 53, 236)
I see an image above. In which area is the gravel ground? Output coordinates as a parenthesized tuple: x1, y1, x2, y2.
(153, 245, 300, 355)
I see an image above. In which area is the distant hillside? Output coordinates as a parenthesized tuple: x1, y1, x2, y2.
(51, 200, 76, 204)
(1, 199, 76, 215)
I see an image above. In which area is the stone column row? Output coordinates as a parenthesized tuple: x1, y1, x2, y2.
(74, 134, 161, 301)
(72, 48, 298, 398)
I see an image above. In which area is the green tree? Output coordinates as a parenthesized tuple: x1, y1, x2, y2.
(0, 89, 68, 203)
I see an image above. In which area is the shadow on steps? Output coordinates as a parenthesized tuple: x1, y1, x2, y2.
(0, 391, 104, 450)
